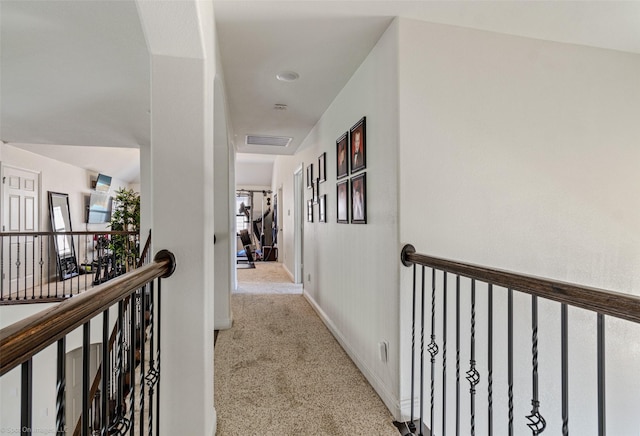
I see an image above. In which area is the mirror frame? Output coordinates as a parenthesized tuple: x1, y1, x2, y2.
(48, 191, 79, 280)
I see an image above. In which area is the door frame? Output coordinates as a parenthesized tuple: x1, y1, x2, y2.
(293, 164, 304, 284)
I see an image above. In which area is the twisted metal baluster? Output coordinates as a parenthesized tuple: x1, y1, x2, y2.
(428, 269, 440, 435)
(526, 295, 546, 434)
(456, 275, 461, 436)
(56, 338, 66, 434)
(561, 304, 569, 436)
(508, 289, 514, 436)
(488, 283, 494, 436)
(419, 266, 426, 435)
(410, 264, 417, 432)
(466, 279, 480, 436)
(597, 314, 606, 436)
(442, 272, 448, 436)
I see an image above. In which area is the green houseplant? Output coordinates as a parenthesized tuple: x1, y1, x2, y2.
(109, 187, 141, 273)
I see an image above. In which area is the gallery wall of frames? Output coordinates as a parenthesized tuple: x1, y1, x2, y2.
(307, 116, 367, 225)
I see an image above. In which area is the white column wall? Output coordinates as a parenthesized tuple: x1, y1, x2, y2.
(397, 18, 640, 434)
(138, 1, 217, 434)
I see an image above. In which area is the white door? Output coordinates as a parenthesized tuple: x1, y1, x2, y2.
(1, 165, 40, 296)
(293, 166, 303, 284)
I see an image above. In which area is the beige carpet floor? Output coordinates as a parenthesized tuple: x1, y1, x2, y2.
(236, 262, 302, 294)
(214, 294, 399, 435)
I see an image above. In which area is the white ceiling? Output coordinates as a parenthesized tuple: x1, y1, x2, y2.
(1, 1, 639, 184)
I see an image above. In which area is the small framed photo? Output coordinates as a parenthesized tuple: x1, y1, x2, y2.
(307, 199, 314, 222)
(313, 178, 320, 204)
(319, 195, 326, 223)
(307, 164, 313, 189)
(336, 132, 349, 179)
(318, 152, 326, 183)
(351, 173, 366, 224)
(350, 117, 366, 173)
(337, 180, 349, 224)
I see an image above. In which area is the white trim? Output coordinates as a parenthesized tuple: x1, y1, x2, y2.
(302, 290, 403, 420)
(282, 262, 295, 283)
(214, 311, 233, 330)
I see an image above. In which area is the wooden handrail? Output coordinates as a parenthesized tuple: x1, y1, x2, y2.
(401, 244, 640, 324)
(0, 250, 176, 377)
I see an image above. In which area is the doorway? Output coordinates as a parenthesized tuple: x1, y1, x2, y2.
(293, 165, 304, 284)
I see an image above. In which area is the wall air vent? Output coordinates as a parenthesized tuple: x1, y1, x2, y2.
(246, 135, 292, 147)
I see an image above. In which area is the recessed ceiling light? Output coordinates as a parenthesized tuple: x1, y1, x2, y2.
(276, 71, 299, 82)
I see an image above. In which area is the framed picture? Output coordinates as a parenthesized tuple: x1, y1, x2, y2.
(313, 178, 320, 204)
(319, 195, 326, 223)
(350, 117, 366, 173)
(351, 172, 366, 224)
(336, 132, 349, 179)
(307, 164, 313, 189)
(318, 152, 326, 183)
(307, 199, 314, 222)
(337, 180, 349, 224)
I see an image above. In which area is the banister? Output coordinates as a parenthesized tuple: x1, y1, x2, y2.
(0, 250, 176, 377)
(401, 244, 640, 324)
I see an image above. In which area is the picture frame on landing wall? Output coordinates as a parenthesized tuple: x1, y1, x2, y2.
(307, 199, 314, 223)
(318, 152, 326, 183)
(336, 132, 349, 179)
(351, 172, 366, 224)
(350, 117, 366, 173)
(306, 164, 313, 189)
(336, 180, 349, 224)
(319, 195, 326, 223)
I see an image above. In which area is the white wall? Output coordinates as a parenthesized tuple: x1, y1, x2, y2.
(1, 143, 131, 233)
(271, 20, 402, 416)
(397, 18, 640, 434)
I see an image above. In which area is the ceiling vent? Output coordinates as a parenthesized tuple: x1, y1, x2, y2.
(245, 135, 292, 147)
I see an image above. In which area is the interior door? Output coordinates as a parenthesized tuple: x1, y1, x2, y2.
(293, 166, 303, 284)
(1, 165, 40, 296)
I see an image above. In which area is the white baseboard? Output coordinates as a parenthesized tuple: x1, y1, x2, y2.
(302, 291, 402, 420)
(282, 263, 295, 283)
(214, 311, 233, 330)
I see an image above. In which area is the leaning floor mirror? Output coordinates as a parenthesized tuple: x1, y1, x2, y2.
(48, 191, 79, 280)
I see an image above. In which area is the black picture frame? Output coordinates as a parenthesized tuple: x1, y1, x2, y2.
(319, 195, 326, 223)
(318, 152, 326, 183)
(307, 164, 313, 189)
(313, 178, 320, 204)
(337, 180, 349, 223)
(336, 132, 349, 179)
(307, 199, 314, 222)
(351, 172, 366, 224)
(350, 117, 366, 173)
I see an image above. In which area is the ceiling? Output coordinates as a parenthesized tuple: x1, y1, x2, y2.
(2, 1, 639, 183)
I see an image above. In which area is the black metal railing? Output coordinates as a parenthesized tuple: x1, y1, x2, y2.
(0, 231, 141, 304)
(396, 244, 640, 436)
(0, 248, 175, 436)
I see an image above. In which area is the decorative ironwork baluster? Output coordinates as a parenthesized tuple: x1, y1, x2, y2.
(442, 272, 448, 436)
(410, 264, 417, 432)
(597, 314, 606, 436)
(15, 237, 20, 300)
(102, 309, 110, 435)
(466, 279, 480, 436)
(145, 282, 157, 436)
(155, 279, 162, 436)
(29, 235, 34, 299)
(1, 236, 4, 300)
(456, 275, 461, 436)
(419, 266, 426, 435)
(526, 296, 546, 434)
(56, 338, 66, 434)
(22, 358, 33, 436)
(38, 236, 44, 299)
(47, 234, 53, 298)
(508, 289, 514, 436)
(488, 283, 493, 436)
(561, 304, 569, 436)
(129, 290, 137, 436)
(428, 269, 439, 435)
(82, 322, 91, 436)
(139, 287, 147, 436)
